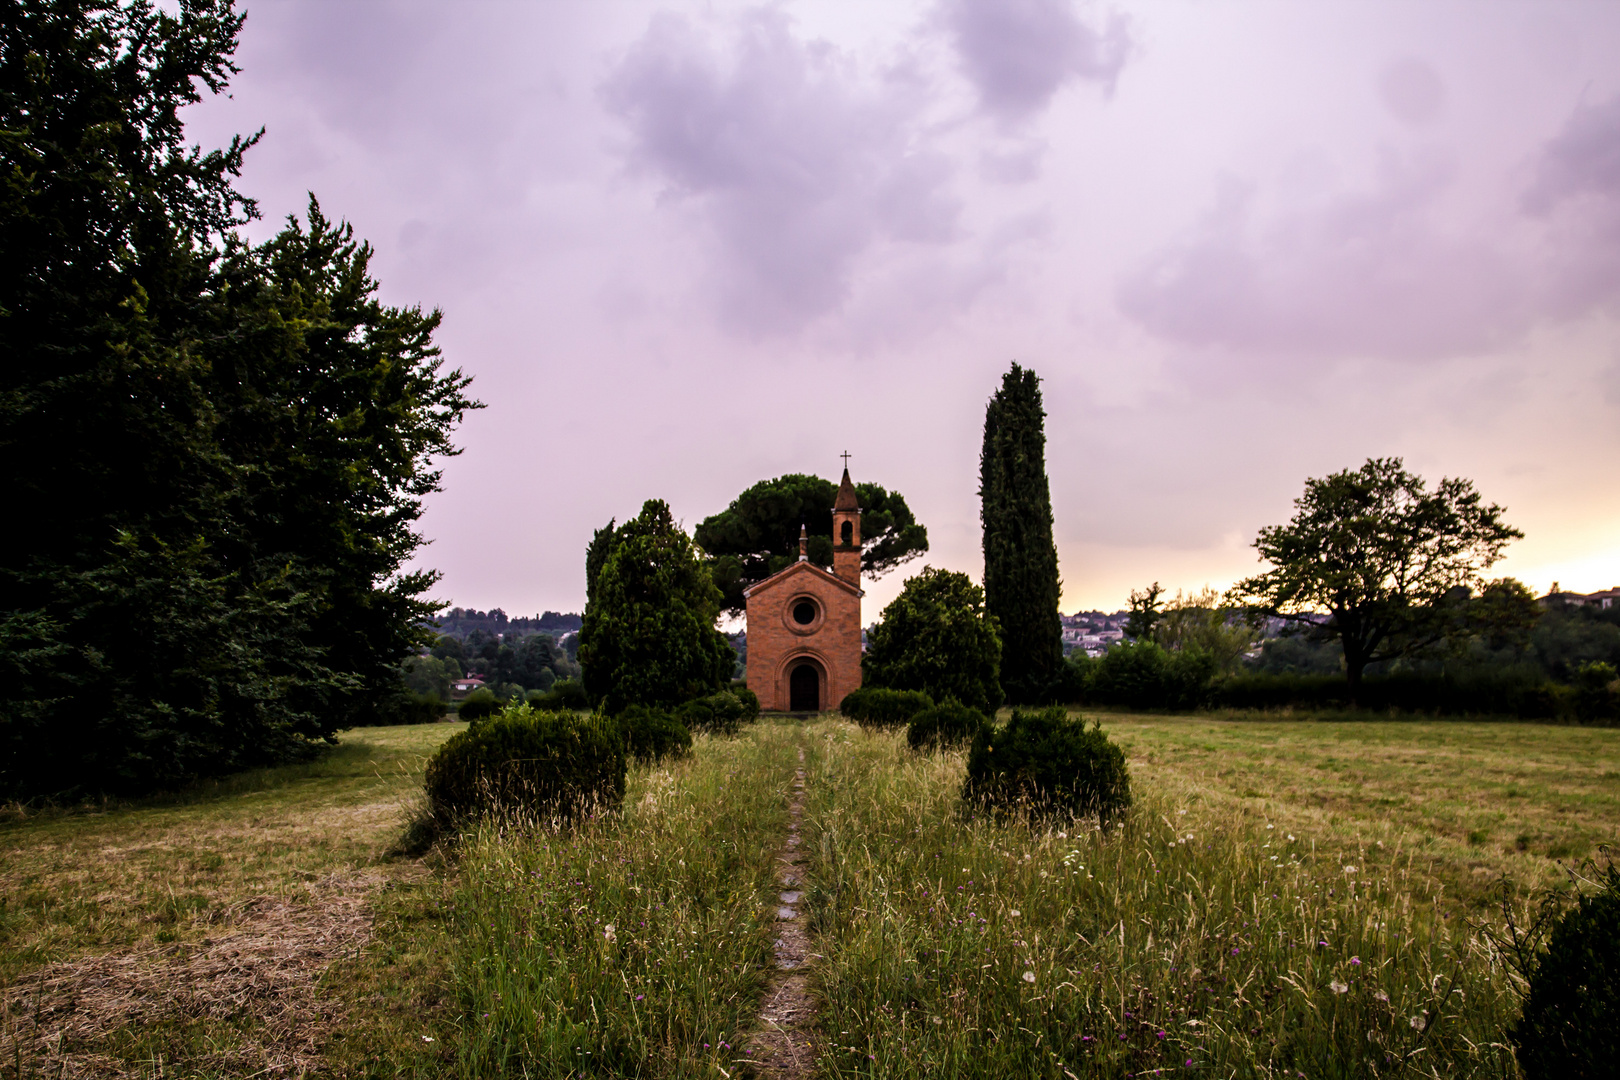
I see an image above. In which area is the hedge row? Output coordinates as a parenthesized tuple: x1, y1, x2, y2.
(1057, 646, 1620, 722)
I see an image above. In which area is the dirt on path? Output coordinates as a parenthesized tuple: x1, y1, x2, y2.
(745, 744, 819, 1079)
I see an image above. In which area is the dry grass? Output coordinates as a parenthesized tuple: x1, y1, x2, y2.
(0, 723, 459, 1079)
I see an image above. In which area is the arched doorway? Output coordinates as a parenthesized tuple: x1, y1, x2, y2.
(789, 662, 821, 712)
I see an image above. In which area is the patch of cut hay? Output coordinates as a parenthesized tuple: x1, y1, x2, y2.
(2, 870, 384, 1079)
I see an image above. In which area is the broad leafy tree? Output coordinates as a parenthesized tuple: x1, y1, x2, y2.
(980, 364, 1063, 703)
(579, 500, 735, 713)
(1232, 458, 1522, 701)
(0, 1, 477, 798)
(695, 473, 928, 614)
(864, 567, 1003, 714)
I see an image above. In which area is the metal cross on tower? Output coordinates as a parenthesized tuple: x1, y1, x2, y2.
(840, 450, 851, 469)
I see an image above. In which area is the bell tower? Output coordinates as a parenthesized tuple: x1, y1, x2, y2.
(832, 456, 861, 587)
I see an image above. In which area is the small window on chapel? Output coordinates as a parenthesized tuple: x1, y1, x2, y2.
(793, 600, 817, 625)
(840, 521, 853, 545)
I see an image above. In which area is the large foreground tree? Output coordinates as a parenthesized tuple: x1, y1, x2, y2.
(695, 472, 928, 614)
(0, 1, 477, 799)
(579, 500, 735, 714)
(1232, 458, 1522, 701)
(980, 364, 1063, 704)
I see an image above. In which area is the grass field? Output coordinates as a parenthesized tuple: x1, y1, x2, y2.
(2, 712, 1614, 1077)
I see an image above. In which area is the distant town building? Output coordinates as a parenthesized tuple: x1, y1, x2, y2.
(1542, 585, 1619, 610)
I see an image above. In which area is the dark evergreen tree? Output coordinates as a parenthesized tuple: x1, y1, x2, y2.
(0, 2, 477, 798)
(979, 364, 1063, 704)
(578, 500, 734, 713)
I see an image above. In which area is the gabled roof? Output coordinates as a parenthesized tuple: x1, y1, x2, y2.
(742, 558, 864, 599)
(834, 467, 859, 511)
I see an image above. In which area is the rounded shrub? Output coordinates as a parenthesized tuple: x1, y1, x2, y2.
(732, 685, 762, 723)
(907, 699, 988, 753)
(1510, 862, 1620, 1077)
(679, 690, 751, 736)
(839, 686, 934, 729)
(963, 707, 1131, 824)
(424, 704, 626, 827)
(529, 678, 591, 711)
(456, 686, 499, 722)
(615, 704, 693, 764)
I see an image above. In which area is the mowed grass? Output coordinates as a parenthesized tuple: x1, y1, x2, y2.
(0, 724, 459, 984)
(798, 714, 1612, 1079)
(1110, 714, 1620, 908)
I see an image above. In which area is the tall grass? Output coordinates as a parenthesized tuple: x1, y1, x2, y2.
(801, 719, 1518, 1079)
(443, 721, 803, 1077)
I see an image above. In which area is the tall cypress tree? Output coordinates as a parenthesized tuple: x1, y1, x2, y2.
(980, 363, 1063, 704)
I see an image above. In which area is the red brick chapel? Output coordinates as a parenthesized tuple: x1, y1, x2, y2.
(743, 467, 865, 712)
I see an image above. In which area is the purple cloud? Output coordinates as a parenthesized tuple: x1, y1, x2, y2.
(941, 0, 1130, 122)
(1123, 92, 1620, 363)
(602, 9, 960, 334)
(1118, 156, 1528, 361)
(1378, 57, 1445, 127)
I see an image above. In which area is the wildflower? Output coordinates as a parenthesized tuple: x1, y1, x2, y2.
(636, 994, 644, 1000)
(1343, 865, 1357, 874)
(1010, 909, 1021, 917)
(1023, 971, 1037, 983)
(1156, 1030, 1167, 1039)
(1350, 956, 1361, 965)
(1231, 947, 1239, 955)
(1374, 990, 1389, 1002)
(1330, 980, 1348, 994)
(604, 924, 617, 943)
(422, 1036, 435, 1043)
(1409, 1015, 1426, 1031)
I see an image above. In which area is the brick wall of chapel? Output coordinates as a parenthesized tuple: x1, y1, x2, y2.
(745, 566, 862, 712)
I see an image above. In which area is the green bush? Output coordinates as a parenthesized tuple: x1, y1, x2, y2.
(963, 707, 1131, 824)
(615, 704, 692, 764)
(733, 685, 761, 722)
(862, 567, 1003, 713)
(1207, 668, 1564, 718)
(1091, 641, 1215, 710)
(907, 700, 988, 753)
(456, 687, 500, 722)
(424, 704, 626, 827)
(839, 686, 934, 729)
(1572, 662, 1620, 724)
(679, 690, 752, 736)
(1510, 860, 1620, 1078)
(528, 678, 591, 711)
(400, 691, 448, 725)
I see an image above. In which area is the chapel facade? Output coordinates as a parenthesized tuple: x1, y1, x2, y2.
(743, 468, 865, 712)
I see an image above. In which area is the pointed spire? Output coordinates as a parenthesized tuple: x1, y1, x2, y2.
(798, 523, 808, 561)
(834, 466, 859, 511)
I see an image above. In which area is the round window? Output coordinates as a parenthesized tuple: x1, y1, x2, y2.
(792, 600, 817, 625)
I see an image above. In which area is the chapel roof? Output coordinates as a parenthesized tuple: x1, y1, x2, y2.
(742, 558, 864, 599)
(834, 467, 859, 511)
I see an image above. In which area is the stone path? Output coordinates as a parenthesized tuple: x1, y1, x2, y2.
(745, 745, 818, 1078)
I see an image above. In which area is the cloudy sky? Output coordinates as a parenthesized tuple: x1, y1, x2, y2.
(186, 0, 1620, 617)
